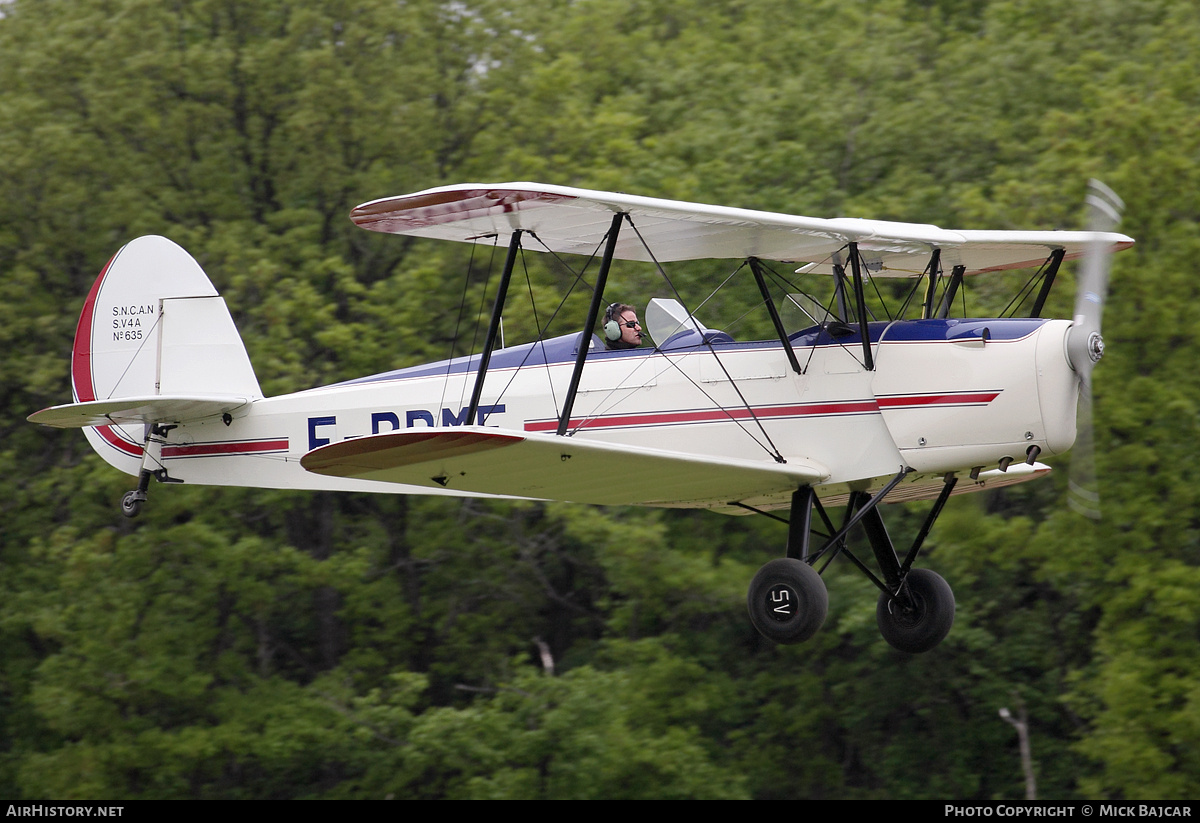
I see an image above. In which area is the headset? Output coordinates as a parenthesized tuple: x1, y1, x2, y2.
(604, 303, 641, 349)
(603, 303, 623, 342)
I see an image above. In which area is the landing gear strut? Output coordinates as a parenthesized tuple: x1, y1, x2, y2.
(745, 469, 958, 653)
(120, 423, 181, 518)
(747, 486, 827, 643)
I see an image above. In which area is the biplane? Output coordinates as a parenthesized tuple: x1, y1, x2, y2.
(29, 181, 1132, 653)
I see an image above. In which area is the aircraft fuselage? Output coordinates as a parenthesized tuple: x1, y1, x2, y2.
(84, 316, 1075, 512)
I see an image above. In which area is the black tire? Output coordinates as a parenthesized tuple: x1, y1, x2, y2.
(747, 558, 828, 644)
(120, 491, 142, 519)
(876, 568, 955, 653)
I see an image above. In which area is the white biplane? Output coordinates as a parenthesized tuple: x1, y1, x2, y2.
(29, 182, 1132, 652)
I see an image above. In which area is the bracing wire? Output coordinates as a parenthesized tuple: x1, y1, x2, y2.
(866, 267, 892, 321)
(894, 259, 932, 319)
(485, 229, 613, 421)
(1000, 256, 1054, 317)
(457, 240, 500, 410)
(757, 257, 871, 373)
(440, 236, 491, 414)
(616, 215, 787, 462)
(108, 312, 163, 398)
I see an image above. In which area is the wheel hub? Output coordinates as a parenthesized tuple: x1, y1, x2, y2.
(765, 583, 798, 622)
(885, 589, 925, 627)
(747, 557, 828, 645)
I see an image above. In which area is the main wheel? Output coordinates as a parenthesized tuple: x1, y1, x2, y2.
(876, 568, 955, 653)
(747, 558, 828, 644)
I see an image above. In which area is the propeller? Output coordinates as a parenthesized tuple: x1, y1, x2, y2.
(1065, 179, 1124, 519)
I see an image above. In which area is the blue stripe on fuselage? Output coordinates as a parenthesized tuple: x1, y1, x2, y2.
(327, 318, 1049, 388)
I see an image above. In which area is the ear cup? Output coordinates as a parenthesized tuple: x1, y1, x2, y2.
(603, 303, 622, 340)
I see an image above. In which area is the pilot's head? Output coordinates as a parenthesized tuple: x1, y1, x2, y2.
(604, 303, 642, 349)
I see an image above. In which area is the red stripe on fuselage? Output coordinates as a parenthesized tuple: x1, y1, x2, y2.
(162, 439, 289, 458)
(524, 400, 880, 433)
(525, 391, 1001, 433)
(876, 391, 1000, 408)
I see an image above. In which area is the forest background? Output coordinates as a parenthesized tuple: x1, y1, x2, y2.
(3, 0, 1199, 800)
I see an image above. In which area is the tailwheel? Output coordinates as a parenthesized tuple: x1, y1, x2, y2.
(120, 490, 145, 518)
(876, 568, 955, 653)
(747, 558, 828, 645)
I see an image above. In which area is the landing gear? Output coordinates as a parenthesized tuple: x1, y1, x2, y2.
(120, 489, 145, 518)
(747, 558, 827, 644)
(743, 470, 959, 653)
(747, 487, 827, 644)
(876, 568, 955, 653)
(119, 423, 180, 518)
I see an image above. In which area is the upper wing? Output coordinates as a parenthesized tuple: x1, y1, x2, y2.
(300, 426, 828, 509)
(350, 183, 1134, 276)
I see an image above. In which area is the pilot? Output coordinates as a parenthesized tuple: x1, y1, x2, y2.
(603, 303, 643, 350)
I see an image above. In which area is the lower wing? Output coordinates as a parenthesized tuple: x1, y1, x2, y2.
(300, 426, 828, 509)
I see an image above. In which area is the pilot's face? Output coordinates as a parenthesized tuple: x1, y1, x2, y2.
(617, 311, 642, 347)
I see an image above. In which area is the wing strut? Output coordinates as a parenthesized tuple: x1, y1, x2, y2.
(833, 265, 850, 321)
(847, 242, 874, 371)
(557, 212, 624, 436)
(749, 257, 803, 375)
(921, 248, 942, 319)
(1028, 248, 1066, 318)
(466, 230, 522, 427)
(937, 265, 966, 319)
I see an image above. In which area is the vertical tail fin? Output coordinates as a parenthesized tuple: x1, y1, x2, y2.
(58, 236, 261, 473)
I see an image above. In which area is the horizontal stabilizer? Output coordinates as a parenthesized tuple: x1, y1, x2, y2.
(301, 426, 828, 508)
(28, 395, 252, 428)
